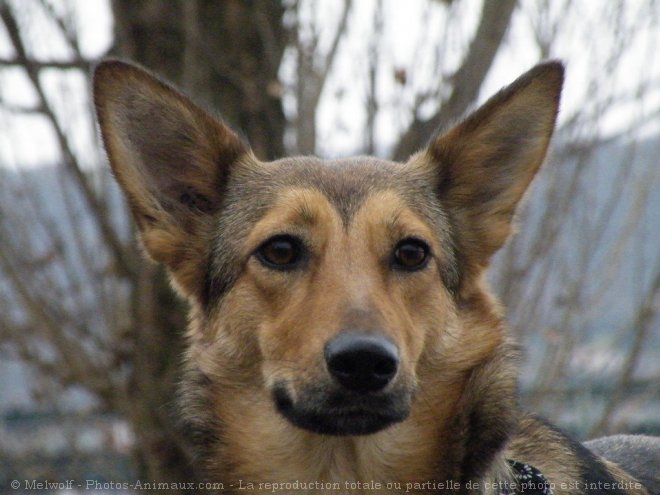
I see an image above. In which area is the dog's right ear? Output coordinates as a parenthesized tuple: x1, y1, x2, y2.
(94, 60, 249, 294)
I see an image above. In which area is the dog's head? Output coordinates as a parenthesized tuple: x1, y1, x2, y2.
(94, 61, 562, 436)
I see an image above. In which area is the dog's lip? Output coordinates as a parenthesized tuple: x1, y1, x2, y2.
(272, 384, 411, 436)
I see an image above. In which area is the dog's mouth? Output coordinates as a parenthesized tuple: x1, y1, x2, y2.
(272, 383, 412, 436)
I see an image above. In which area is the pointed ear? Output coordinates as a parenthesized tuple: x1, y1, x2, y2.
(416, 61, 563, 281)
(94, 60, 250, 299)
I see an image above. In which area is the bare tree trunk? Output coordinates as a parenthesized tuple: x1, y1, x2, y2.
(107, 0, 287, 483)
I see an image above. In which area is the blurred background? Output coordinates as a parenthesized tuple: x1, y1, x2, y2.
(1, 0, 659, 490)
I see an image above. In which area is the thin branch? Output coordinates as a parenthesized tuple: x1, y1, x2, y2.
(0, 56, 91, 70)
(365, 0, 383, 155)
(318, 0, 351, 85)
(37, 0, 81, 54)
(294, 0, 352, 154)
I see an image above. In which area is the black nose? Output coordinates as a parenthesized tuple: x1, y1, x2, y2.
(324, 333, 399, 392)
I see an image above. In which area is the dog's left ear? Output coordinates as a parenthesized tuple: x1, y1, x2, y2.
(416, 61, 564, 281)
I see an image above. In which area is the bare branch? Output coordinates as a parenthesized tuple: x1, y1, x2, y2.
(392, 0, 517, 160)
(0, 245, 110, 397)
(294, 0, 352, 154)
(365, 0, 383, 155)
(0, 56, 91, 70)
(0, 4, 134, 279)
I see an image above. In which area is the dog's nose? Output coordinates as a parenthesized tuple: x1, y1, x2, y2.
(324, 333, 399, 392)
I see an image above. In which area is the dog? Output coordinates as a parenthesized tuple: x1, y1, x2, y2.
(94, 59, 660, 494)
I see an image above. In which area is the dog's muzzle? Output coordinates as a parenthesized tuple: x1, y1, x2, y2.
(273, 332, 412, 436)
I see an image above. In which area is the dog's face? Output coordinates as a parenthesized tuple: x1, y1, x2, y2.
(210, 157, 459, 435)
(94, 61, 563, 436)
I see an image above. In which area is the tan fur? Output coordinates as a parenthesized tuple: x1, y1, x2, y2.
(95, 60, 653, 494)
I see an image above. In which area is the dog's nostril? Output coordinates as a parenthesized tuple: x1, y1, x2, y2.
(325, 333, 399, 393)
(374, 358, 397, 378)
(332, 355, 357, 376)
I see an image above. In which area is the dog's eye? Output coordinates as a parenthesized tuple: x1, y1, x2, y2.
(256, 235, 303, 270)
(392, 238, 430, 271)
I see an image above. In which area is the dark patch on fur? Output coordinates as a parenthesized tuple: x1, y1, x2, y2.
(456, 342, 520, 483)
(179, 188, 215, 214)
(462, 408, 515, 482)
(178, 365, 226, 481)
(202, 266, 235, 311)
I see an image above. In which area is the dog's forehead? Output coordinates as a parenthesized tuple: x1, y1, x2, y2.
(251, 156, 415, 222)
(220, 154, 447, 237)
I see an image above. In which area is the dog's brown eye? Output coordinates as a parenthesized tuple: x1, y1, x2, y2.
(256, 235, 303, 270)
(392, 238, 430, 271)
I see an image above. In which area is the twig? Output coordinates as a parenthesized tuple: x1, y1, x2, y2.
(0, 56, 91, 70)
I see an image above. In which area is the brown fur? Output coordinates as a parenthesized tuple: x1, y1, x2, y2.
(94, 60, 657, 494)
